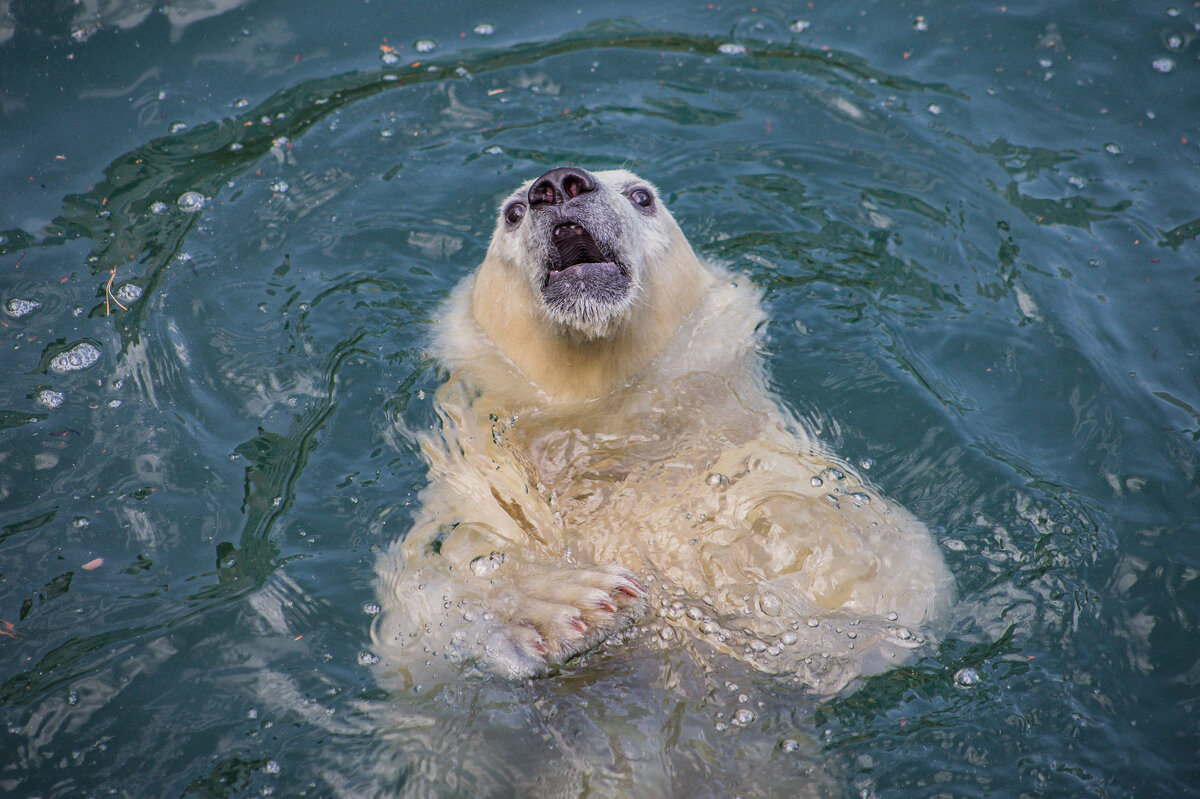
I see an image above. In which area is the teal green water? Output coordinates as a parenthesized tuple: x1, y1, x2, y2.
(1, 1, 1198, 795)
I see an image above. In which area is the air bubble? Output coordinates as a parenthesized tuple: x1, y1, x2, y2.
(718, 43, 747, 55)
(780, 632, 797, 646)
(806, 617, 820, 628)
(1151, 57, 1175, 73)
(954, 667, 981, 687)
(913, 16, 928, 32)
(707, 473, 728, 486)
(269, 179, 290, 193)
(49, 342, 102, 372)
(150, 201, 168, 214)
(381, 51, 400, 65)
(415, 39, 437, 53)
(115, 283, 143, 304)
(473, 23, 495, 36)
(357, 651, 380, 666)
(822, 467, 844, 481)
(732, 708, 756, 725)
(810, 476, 823, 487)
(178, 191, 206, 212)
(38, 389, 64, 409)
(1104, 143, 1122, 155)
(781, 738, 800, 752)
(168, 121, 188, 134)
(470, 552, 504, 577)
(757, 591, 783, 617)
(362, 602, 381, 616)
(5, 298, 41, 318)
(790, 20, 811, 32)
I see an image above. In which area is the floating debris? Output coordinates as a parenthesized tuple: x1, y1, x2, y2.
(177, 191, 206, 212)
(5, 298, 42, 318)
(49, 342, 102, 373)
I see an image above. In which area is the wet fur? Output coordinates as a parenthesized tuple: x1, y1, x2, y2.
(372, 169, 955, 691)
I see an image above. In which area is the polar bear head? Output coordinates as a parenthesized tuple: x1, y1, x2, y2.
(482, 168, 682, 340)
(466, 167, 708, 401)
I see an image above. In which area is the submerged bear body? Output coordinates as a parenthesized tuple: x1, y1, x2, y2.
(372, 168, 954, 692)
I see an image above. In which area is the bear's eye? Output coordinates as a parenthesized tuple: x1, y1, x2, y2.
(504, 202, 526, 226)
(628, 188, 654, 209)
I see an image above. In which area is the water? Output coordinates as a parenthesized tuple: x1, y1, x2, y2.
(1, 0, 1198, 796)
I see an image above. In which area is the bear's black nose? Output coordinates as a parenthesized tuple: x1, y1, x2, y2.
(528, 167, 596, 207)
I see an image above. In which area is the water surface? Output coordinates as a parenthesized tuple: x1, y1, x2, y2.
(1, 1, 1198, 796)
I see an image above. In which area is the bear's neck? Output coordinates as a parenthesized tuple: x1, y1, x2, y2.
(468, 246, 709, 405)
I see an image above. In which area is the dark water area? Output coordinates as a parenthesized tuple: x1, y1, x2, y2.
(1, 0, 1198, 796)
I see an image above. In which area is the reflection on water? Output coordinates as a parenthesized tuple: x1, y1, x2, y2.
(1, 1, 1198, 796)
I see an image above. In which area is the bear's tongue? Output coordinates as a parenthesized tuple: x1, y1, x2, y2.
(548, 222, 608, 283)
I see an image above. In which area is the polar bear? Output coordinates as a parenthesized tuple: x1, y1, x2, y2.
(372, 167, 955, 692)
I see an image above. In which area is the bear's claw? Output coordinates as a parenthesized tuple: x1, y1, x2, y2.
(506, 564, 648, 669)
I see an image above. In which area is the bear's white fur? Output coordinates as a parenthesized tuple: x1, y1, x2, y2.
(372, 168, 954, 692)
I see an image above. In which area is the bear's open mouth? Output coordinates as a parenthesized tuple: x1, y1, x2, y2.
(545, 221, 618, 286)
